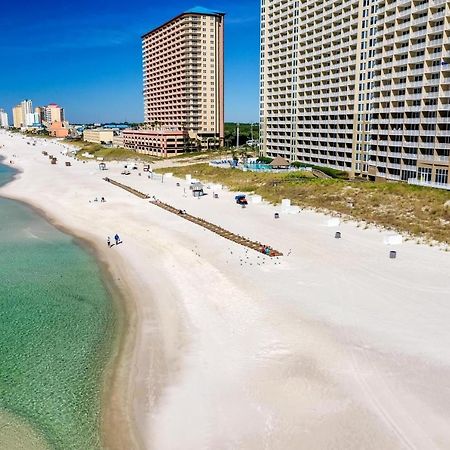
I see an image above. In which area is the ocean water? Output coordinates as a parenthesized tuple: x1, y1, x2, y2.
(0, 163, 117, 449)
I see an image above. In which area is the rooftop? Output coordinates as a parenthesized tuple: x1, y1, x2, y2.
(184, 6, 225, 15)
(142, 6, 225, 38)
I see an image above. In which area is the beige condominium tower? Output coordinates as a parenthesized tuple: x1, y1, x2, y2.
(260, 0, 450, 189)
(140, 7, 225, 153)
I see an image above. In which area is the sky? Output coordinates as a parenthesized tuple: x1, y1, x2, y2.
(0, 1, 260, 124)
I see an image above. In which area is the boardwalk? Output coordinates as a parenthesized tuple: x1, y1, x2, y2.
(103, 177, 150, 199)
(104, 177, 283, 257)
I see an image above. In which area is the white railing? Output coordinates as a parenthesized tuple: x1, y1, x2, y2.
(408, 178, 450, 190)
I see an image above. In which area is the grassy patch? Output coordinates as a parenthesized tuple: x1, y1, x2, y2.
(156, 163, 450, 244)
(291, 162, 349, 179)
(169, 148, 232, 161)
(67, 141, 157, 163)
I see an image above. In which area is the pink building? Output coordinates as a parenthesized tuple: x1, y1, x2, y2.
(123, 129, 191, 157)
(48, 121, 69, 138)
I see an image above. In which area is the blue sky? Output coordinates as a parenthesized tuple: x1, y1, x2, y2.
(0, 1, 260, 124)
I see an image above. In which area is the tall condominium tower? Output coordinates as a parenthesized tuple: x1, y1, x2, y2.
(12, 100, 33, 128)
(369, 0, 450, 187)
(142, 7, 225, 148)
(0, 109, 9, 128)
(43, 103, 65, 124)
(12, 104, 23, 128)
(260, 0, 450, 188)
(21, 99, 34, 126)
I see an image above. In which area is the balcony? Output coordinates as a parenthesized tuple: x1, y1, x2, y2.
(408, 178, 450, 190)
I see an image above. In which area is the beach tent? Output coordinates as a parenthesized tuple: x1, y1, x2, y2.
(269, 156, 290, 169)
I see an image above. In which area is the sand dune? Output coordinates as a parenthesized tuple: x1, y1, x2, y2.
(1, 131, 450, 449)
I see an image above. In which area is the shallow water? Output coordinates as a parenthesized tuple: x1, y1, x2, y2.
(0, 163, 116, 449)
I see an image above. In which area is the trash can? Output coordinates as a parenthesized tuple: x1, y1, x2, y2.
(274, 213, 280, 219)
(335, 231, 341, 239)
(390, 250, 397, 259)
(214, 193, 219, 199)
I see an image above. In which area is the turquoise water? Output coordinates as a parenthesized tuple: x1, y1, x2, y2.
(243, 163, 272, 172)
(0, 163, 117, 449)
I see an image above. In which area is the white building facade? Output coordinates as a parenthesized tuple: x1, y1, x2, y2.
(0, 109, 8, 128)
(21, 99, 33, 127)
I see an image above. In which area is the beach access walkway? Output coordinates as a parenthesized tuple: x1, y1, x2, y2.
(103, 177, 150, 199)
(103, 177, 283, 257)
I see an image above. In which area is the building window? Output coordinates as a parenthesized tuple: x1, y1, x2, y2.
(435, 168, 448, 184)
(418, 167, 432, 182)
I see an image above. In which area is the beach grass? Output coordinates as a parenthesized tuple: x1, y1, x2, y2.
(68, 141, 157, 163)
(156, 163, 450, 244)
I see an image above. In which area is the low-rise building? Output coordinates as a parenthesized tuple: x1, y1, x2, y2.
(112, 132, 124, 148)
(83, 128, 114, 144)
(48, 121, 69, 138)
(123, 129, 190, 157)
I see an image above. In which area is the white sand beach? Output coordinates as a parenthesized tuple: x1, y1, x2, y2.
(1, 131, 450, 449)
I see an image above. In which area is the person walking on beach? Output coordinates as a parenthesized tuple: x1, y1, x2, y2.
(114, 234, 120, 245)
(107, 237, 111, 248)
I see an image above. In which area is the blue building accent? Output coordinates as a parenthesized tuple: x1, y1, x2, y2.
(184, 6, 225, 15)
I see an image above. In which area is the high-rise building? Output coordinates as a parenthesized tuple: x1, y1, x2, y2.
(13, 104, 23, 128)
(369, 0, 450, 188)
(35, 107, 44, 124)
(43, 103, 65, 124)
(260, 0, 450, 189)
(0, 109, 8, 128)
(140, 7, 225, 152)
(21, 99, 33, 126)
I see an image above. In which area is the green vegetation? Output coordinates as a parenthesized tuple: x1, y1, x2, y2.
(291, 162, 349, 179)
(169, 148, 232, 160)
(224, 122, 259, 147)
(156, 163, 450, 244)
(25, 132, 53, 139)
(158, 163, 313, 193)
(257, 156, 273, 164)
(67, 141, 157, 163)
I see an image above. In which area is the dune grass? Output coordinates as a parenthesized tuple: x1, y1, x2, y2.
(156, 163, 450, 244)
(67, 141, 157, 163)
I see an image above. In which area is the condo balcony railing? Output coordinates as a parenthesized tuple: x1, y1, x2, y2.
(408, 178, 450, 189)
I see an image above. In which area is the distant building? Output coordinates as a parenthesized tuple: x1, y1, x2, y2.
(12, 105, 23, 128)
(112, 132, 124, 148)
(83, 128, 114, 144)
(12, 100, 37, 128)
(35, 107, 45, 124)
(0, 109, 9, 128)
(43, 104, 65, 124)
(141, 7, 225, 154)
(25, 112, 36, 127)
(21, 100, 33, 126)
(123, 129, 189, 157)
(48, 121, 69, 138)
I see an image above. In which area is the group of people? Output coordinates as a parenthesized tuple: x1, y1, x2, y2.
(107, 234, 121, 248)
(260, 245, 273, 256)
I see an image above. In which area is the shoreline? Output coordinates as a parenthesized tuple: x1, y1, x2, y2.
(0, 162, 142, 449)
(1, 132, 450, 449)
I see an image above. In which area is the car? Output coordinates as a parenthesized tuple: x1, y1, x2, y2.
(121, 170, 131, 175)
